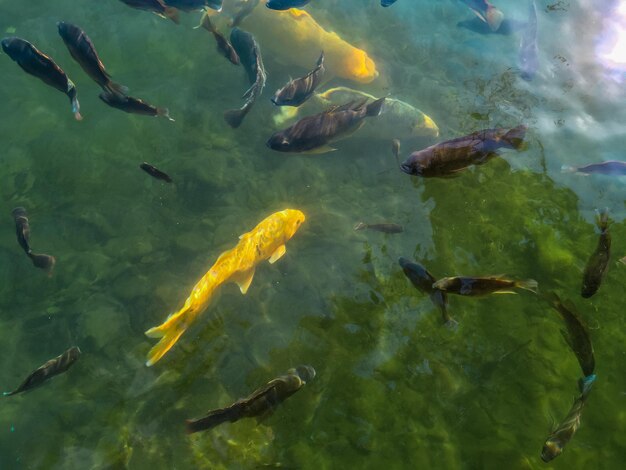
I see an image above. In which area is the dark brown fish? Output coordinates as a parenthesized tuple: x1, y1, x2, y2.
(140, 162, 173, 183)
(432, 275, 538, 296)
(185, 365, 315, 433)
(545, 293, 595, 377)
(12, 207, 31, 255)
(1, 37, 82, 120)
(28, 252, 56, 274)
(271, 51, 325, 107)
(399, 257, 457, 327)
(57, 22, 128, 97)
(118, 0, 180, 23)
(99, 91, 174, 121)
(562, 160, 626, 176)
(266, 98, 385, 154)
(198, 12, 240, 65)
(581, 210, 610, 298)
(354, 222, 403, 234)
(164, 0, 223, 11)
(3, 347, 81, 396)
(400, 125, 527, 177)
(230, 0, 260, 28)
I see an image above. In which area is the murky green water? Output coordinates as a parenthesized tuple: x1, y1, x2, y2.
(1, 0, 625, 468)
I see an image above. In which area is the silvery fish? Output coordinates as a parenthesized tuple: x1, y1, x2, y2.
(266, 98, 385, 154)
(266, 0, 311, 10)
(12, 207, 31, 255)
(1, 37, 82, 120)
(433, 276, 538, 296)
(581, 210, 610, 298)
(460, 0, 504, 32)
(561, 160, 626, 176)
(3, 347, 81, 396)
(224, 28, 266, 128)
(186, 366, 315, 433)
(118, 0, 180, 23)
(57, 22, 128, 97)
(198, 12, 240, 65)
(164, 0, 222, 11)
(272, 51, 325, 107)
(99, 92, 174, 121)
(400, 126, 526, 177)
(518, 0, 538, 81)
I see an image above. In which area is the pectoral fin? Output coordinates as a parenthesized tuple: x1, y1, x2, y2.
(269, 245, 286, 264)
(232, 268, 255, 294)
(302, 145, 336, 155)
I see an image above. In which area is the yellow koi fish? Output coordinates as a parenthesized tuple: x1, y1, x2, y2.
(145, 209, 306, 366)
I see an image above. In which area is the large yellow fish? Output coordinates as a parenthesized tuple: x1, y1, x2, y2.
(145, 209, 306, 366)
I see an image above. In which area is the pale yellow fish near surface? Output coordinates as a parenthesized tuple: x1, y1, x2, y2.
(144, 209, 306, 366)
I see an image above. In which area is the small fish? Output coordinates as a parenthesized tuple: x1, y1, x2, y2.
(230, 0, 260, 28)
(400, 126, 526, 177)
(185, 365, 315, 433)
(518, 0, 538, 81)
(457, 17, 522, 35)
(272, 51, 325, 107)
(118, 0, 180, 23)
(28, 252, 56, 274)
(198, 12, 240, 65)
(546, 293, 595, 377)
(224, 28, 266, 128)
(381, 0, 399, 6)
(561, 160, 626, 176)
(581, 210, 610, 298)
(399, 257, 457, 327)
(57, 22, 128, 97)
(392, 138, 401, 166)
(354, 222, 403, 234)
(164, 0, 223, 11)
(140, 162, 173, 183)
(99, 92, 174, 121)
(12, 207, 31, 255)
(432, 276, 538, 296)
(3, 347, 81, 397)
(267, 98, 385, 154)
(266, 0, 311, 10)
(1, 37, 82, 120)
(541, 380, 593, 462)
(460, 0, 504, 32)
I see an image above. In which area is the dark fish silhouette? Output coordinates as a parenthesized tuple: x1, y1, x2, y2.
(382, 0, 399, 6)
(230, 0, 260, 28)
(3, 347, 81, 396)
(28, 252, 56, 273)
(12, 207, 31, 255)
(354, 222, 403, 234)
(57, 22, 128, 97)
(433, 276, 538, 296)
(562, 160, 626, 176)
(272, 51, 325, 107)
(198, 12, 240, 65)
(118, 0, 180, 23)
(1, 37, 82, 120)
(581, 210, 610, 298)
(519, 0, 538, 81)
(546, 293, 595, 378)
(140, 162, 173, 183)
(267, 98, 385, 153)
(99, 92, 174, 121)
(185, 365, 315, 433)
(266, 0, 311, 10)
(224, 28, 266, 128)
(400, 126, 526, 177)
(164, 0, 223, 11)
(399, 257, 457, 327)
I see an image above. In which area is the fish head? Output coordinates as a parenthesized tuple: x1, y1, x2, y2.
(281, 209, 306, 238)
(271, 88, 294, 107)
(431, 278, 451, 291)
(540, 438, 563, 462)
(56, 22, 71, 39)
(68, 346, 82, 361)
(1, 37, 21, 56)
(266, 132, 294, 152)
(400, 152, 427, 176)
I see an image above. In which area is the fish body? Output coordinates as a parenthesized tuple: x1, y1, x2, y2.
(400, 125, 526, 177)
(546, 293, 595, 377)
(432, 276, 538, 296)
(12, 207, 31, 255)
(144, 209, 305, 366)
(186, 365, 315, 433)
(381, 0, 399, 6)
(4, 347, 81, 396)
(518, 0, 538, 80)
(57, 22, 128, 97)
(199, 13, 240, 65)
(267, 98, 385, 153)
(399, 258, 456, 327)
(581, 210, 610, 298)
(99, 92, 173, 121)
(224, 28, 266, 128)
(164, 0, 223, 11)
(272, 51, 325, 107)
(1, 37, 81, 120)
(562, 160, 626, 175)
(460, 0, 504, 32)
(266, 0, 311, 10)
(140, 162, 173, 182)
(354, 222, 403, 234)
(119, 0, 180, 23)
(28, 252, 56, 273)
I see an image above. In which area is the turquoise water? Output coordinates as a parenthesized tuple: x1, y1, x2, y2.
(1, 0, 626, 468)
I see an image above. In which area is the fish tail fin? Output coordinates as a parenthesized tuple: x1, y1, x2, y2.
(105, 81, 129, 98)
(71, 95, 82, 121)
(578, 374, 596, 397)
(144, 307, 191, 366)
(503, 125, 527, 149)
(353, 222, 367, 231)
(486, 5, 504, 31)
(596, 208, 610, 232)
(164, 6, 180, 24)
(516, 279, 538, 294)
(157, 108, 175, 122)
(186, 407, 239, 434)
(197, 11, 215, 32)
(3, 391, 14, 397)
(365, 97, 386, 117)
(316, 51, 325, 68)
(224, 108, 246, 128)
